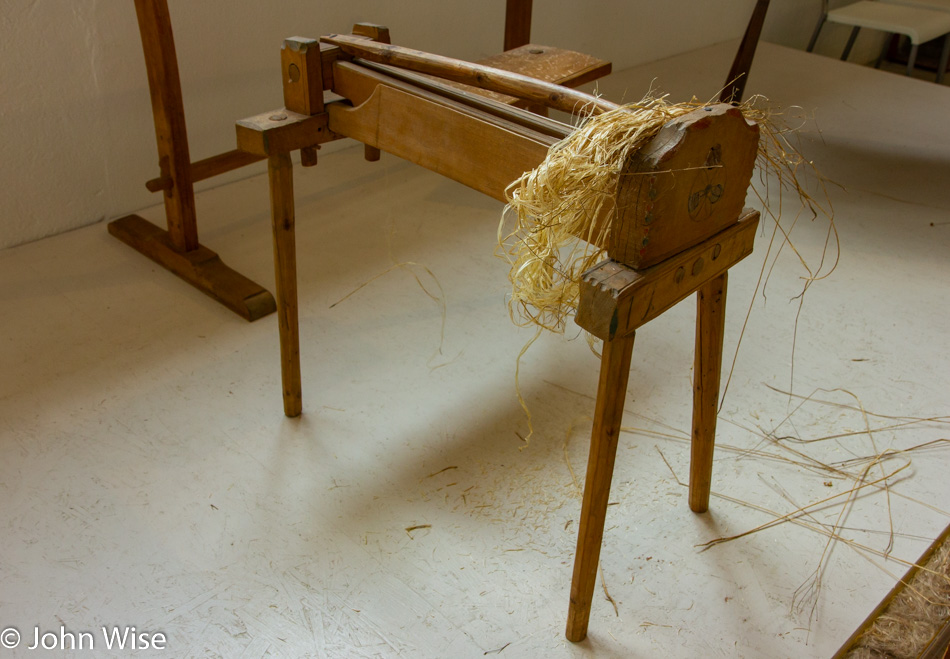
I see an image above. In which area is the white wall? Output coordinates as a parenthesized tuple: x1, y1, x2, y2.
(0, 0, 850, 249)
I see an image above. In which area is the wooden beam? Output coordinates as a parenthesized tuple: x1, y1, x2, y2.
(133, 0, 198, 252)
(145, 149, 264, 192)
(575, 210, 759, 341)
(236, 110, 333, 157)
(108, 214, 276, 321)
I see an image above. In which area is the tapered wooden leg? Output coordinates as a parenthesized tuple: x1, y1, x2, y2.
(689, 273, 727, 513)
(268, 152, 302, 417)
(566, 332, 635, 642)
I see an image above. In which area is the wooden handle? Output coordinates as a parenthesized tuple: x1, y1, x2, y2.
(321, 33, 618, 116)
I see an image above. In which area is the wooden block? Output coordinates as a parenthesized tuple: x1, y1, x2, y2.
(610, 104, 760, 269)
(576, 209, 759, 341)
(108, 215, 276, 321)
(281, 37, 325, 116)
(236, 109, 333, 156)
(352, 22, 391, 45)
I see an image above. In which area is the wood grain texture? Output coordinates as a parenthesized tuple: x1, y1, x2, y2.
(504, 0, 533, 51)
(566, 333, 636, 642)
(611, 104, 760, 269)
(236, 110, 333, 156)
(108, 215, 275, 321)
(145, 149, 264, 192)
(267, 152, 302, 417)
(466, 44, 611, 107)
(328, 65, 555, 203)
(576, 210, 759, 341)
(334, 60, 572, 140)
(133, 0, 197, 252)
(690, 272, 727, 513)
(281, 37, 325, 116)
(321, 34, 618, 115)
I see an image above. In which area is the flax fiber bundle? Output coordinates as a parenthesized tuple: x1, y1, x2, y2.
(498, 94, 814, 333)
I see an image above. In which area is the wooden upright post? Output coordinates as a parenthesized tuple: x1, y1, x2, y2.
(504, 0, 533, 51)
(566, 332, 636, 642)
(721, 0, 770, 104)
(109, 0, 276, 322)
(131, 0, 197, 251)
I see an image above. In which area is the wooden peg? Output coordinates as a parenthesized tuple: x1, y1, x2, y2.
(351, 24, 391, 162)
(300, 145, 319, 167)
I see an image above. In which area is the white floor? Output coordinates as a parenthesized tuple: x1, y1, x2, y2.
(1, 42, 948, 658)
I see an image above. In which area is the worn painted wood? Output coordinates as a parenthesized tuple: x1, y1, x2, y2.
(566, 332, 636, 642)
(690, 272, 727, 513)
(321, 34, 618, 115)
(576, 210, 759, 341)
(610, 104, 759, 269)
(267, 152, 302, 418)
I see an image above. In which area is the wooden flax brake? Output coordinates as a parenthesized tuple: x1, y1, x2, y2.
(107, 0, 608, 321)
(237, 20, 765, 644)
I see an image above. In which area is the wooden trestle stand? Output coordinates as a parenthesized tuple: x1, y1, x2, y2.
(238, 28, 763, 642)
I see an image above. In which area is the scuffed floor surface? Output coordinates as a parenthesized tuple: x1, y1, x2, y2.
(1, 43, 948, 657)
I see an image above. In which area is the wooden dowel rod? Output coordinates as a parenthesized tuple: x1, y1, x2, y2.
(321, 34, 619, 116)
(146, 149, 266, 192)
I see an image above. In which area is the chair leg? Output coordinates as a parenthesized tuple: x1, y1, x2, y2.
(907, 43, 920, 76)
(841, 26, 860, 61)
(566, 332, 636, 642)
(267, 151, 303, 418)
(807, 14, 826, 52)
(937, 34, 950, 84)
(689, 273, 728, 513)
(875, 35, 890, 69)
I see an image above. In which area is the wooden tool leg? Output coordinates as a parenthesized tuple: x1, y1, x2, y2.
(689, 272, 727, 513)
(566, 332, 635, 642)
(268, 152, 302, 417)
